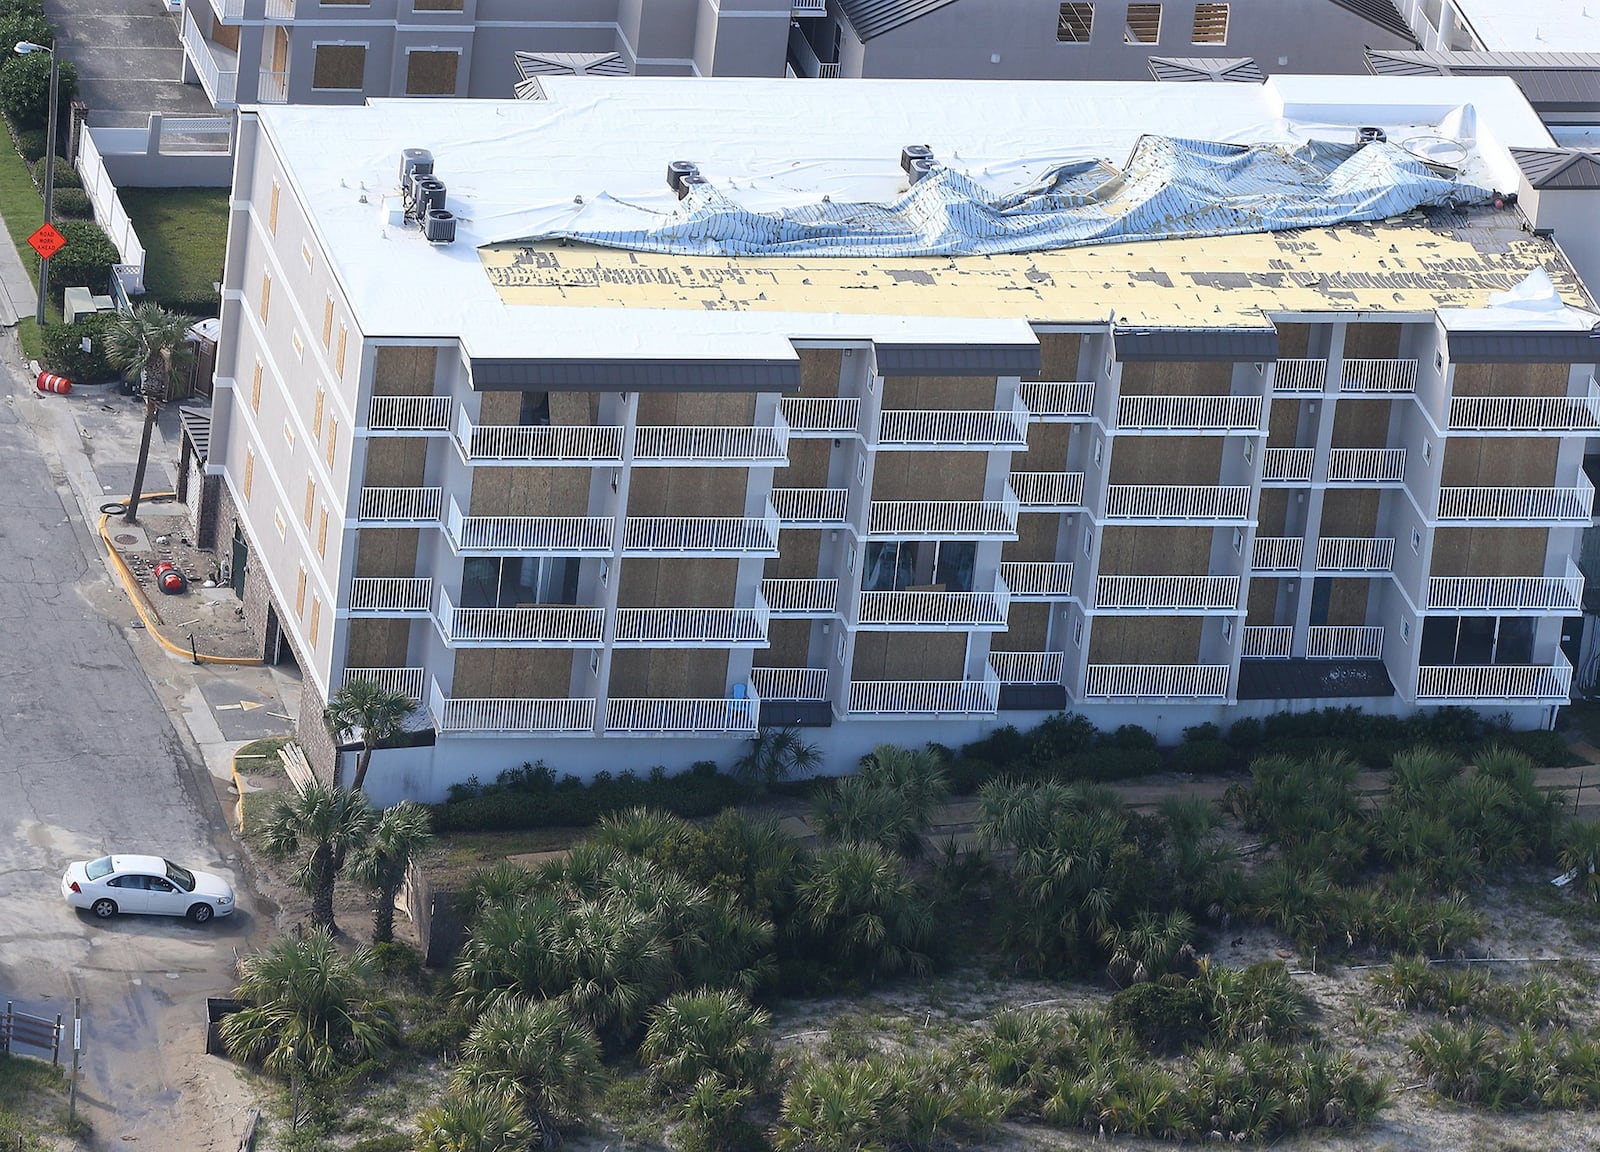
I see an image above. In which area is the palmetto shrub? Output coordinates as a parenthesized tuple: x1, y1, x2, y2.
(453, 996, 601, 1144)
(1373, 958, 1569, 1027)
(1223, 750, 1368, 881)
(1406, 1021, 1600, 1109)
(791, 842, 934, 983)
(414, 1085, 532, 1152)
(639, 989, 773, 1097)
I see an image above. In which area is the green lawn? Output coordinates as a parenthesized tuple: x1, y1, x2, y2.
(119, 187, 228, 315)
(0, 135, 51, 357)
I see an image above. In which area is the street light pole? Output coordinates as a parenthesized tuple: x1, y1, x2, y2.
(16, 41, 60, 325)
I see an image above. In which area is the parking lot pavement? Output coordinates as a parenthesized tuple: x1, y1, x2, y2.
(0, 344, 267, 1145)
(45, 0, 215, 120)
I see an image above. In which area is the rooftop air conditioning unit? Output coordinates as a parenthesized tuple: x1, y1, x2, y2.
(399, 148, 433, 183)
(425, 209, 456, 245)
(907, 158, 935, 185)
(413, 176, 447, 216)
(678, 173, 708, 199)
(900, 144, 933, 173)
(1358, 126, 1386, 145)
(668, 160, 700, 196)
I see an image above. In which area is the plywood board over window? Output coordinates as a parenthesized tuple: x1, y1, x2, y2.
(1192, 2, 1228, 43)
(406, 50, 459, 96)
(312, 44, 367, 90)
(414, 0, 465, 9)
(1124, 2, 1161, 42)
(1057, 1, 1094, 40)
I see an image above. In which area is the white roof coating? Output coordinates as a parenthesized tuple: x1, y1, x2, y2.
(1447, 0, 1600, 54)
(250, 75, 1562, 362)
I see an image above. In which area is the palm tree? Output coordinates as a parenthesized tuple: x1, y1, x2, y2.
(257, 781, 377, 931)
(415, 1086, 533, 1152)
(639, 988, 773, 1097)
(455, 996, 603, 1145)
(347, 799, 434, 943)
(102, 303, 195, 523)
(218, 929, 398, 1081)
(814, 775, 917, 856)
(794, 843, 934, 982)
(735, 726, 823, 790)
(327, 676, 416, 793)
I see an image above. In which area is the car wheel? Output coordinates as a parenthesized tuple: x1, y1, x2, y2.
(91, 898, 117, 919)
(187, 904, 214, 924)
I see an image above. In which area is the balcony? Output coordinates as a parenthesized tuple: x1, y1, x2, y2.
(348, 577, 433, 616)
(428, 680, 596, 734)
(633, 414, 789, 466)
(1316, 537, 1395, 572)
(614, 598, 771, 646)
(788, 23, 841, 77)
(455, 407, 623, 464)
(1426, 560, 1583, 612)
(856, 581, 1010, 629)
(623, 504, 781, 556)
(848, 666, 1000, 715)
(761, 578, 838, 617)
(208, 0, 243, 24)
(793, 0, 826, 12)
(1020, 381, 1096, 421)
(1102, 485, 1251, 522)
(1115, 394, 1262, 433)
(770, 487, 849, 526)
(1241, 625, 1292, 658)
(181, 8, 238, 107)
(868, 488, 1020, 539)
(876, 396, 1028, 450)
(782, 397, 860, 437)
(605, 693, 760, 735)
(1252, 537, 1304, 571)
(1327, 448, 1406, 483)
(1339, 358, 1417, 394)
(1308, 625, 1384, 659)
(989, 651, 1064, 684)
(1010, 471, 1085, 510)
(257, 70, 288, 103)
(1094, 575, 1240, 612)
(1447, 384, 1600, 434)
(358, 486, 442, 525)
(1415, 653, 1572, 701)
(265, 0, 294, 17)
(1273, 358, 1328, 395)
(1436, 477, 1594, 524)
(436, 587, 604, 646)
(368, 395, 452, 434)
(751, 667, 829, 701)
(446, 498, 614, 554)
(999, 561, 1074, 599)
(342, 667, 423, 700)
(1261, 448, 1314, 483)
(1083, 664, 1230, 698)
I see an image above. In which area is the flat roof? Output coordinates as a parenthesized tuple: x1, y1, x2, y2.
(1448, 0, 1600, 54)
(252, 76, 1587, 366)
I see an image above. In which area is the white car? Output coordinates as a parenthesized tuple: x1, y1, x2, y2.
(61, 854, 235, 924)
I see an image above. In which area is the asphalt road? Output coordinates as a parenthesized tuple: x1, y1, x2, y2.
(0, 353, 262, 1147)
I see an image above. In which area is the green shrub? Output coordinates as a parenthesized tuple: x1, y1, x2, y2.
(12, 125, 43, 161)
(1067, 746, 1162, 782)
(944, 756, 996, 795)
(348, 1136, 410, 1152)
(49, 220, 120, 303)
(50, 186, 89, 219)
(432, 760, 742, 833)
(48, 158, 77, 188)
(39, 312, 118, 383)
(1106, 724, 1157, 750)
(1170, 739, 1233, 775)
(1108, 980, 1208, 1054)
(0, 51, 75, 130)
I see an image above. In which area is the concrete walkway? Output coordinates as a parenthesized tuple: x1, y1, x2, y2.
(0, 211, 33, 328)
(46, 0, 214, 123)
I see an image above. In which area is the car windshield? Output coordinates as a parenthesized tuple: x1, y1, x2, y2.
(164, 861, 196, 892)
(85, 856, 114, 880)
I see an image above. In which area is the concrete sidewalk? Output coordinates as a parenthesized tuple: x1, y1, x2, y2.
(0, 196, 40, 329)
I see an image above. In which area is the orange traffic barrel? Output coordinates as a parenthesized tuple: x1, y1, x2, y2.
(35, 371, 72, 394)
(154, 561, 187, 595)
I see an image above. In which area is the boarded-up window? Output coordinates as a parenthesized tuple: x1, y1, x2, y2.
(268, 181, 279, 233)
(326, 418, 339, 469)
(296, 566, 307, 615)
(336, 323, 348, 375)
(1192, 2, 1228, 42)
(303, 479, 316, 527)
(309, 595, 321, 645)
(1057, 2, 1094, 40)
(259, 273, 271, 323)
(251, 360, 262, 411)
(322, 296, 334, 346)
(243, 449, 255, 498)
(1124, 2, 1161, 42)
(414, 0, 464, 9)
(406, 50, 458, 96)
(312, 44, 367, 90)
(317, 507, 329, 556)
(313, 387, 325, 438)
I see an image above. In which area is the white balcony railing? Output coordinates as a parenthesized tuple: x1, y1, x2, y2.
(455, 407, 624, 463)
(358, 486, 442, 523)
(782, 396, 860, 437)
(446, 497, 613, 553)
(256, 71, 288, 103)
(1020, 381, 1096, 421)
(605, 693, 761, 735)
(848, 666, 1000, 714)
(428, 680, 596, 734)
(1316, 537, 1395, 572)
(209, 0, 243, 21)
(1327, 447, 1406, 483)
(1307, 625, 1384, 659)
(265, 0, 295, 17)
(1010, 471, 1085, 509)
(1094, 575, 1240, 611)
(633, 414, 789, 465)
(1103, 485, 1251, 521)
(614, 598, 771, 645)
(437, 587, 605, 645)
(1448, 385, 1600, 433)
(989, 650, 1064, 684)
(349, 577, 433, 615)
(1241, 625, 1293, 658)
(1116, 393, 1262, 432)
(1416, 653, 1572, 701)
(368, 395, 452, 433)
(623, 503, 781, 555)
(1437, 476, 1595, 523)
(1273, 358, 1328, 394)
(181, 7, 238, 106)
(342, 667, 423, 701)
(999, 561, 1074, 598)
(761, 578, 839, 616)
(856, 584, 1010, 628)
(770, 487, 849, 525)
(1252, 537, 1304, 571)
(1083, 664, 1230, 698)
(1261, 448, 1314, 482)
(876, 396, 1028, 449)
(869, 488, 1020, 538)
(1426, 560, 1583, 612)
(751, 667, 829, 701)
(1339, 358, 1417, 393)
(793, 0, 826, 13)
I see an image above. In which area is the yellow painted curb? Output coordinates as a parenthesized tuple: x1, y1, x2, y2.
(97, 496, 264, 667)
